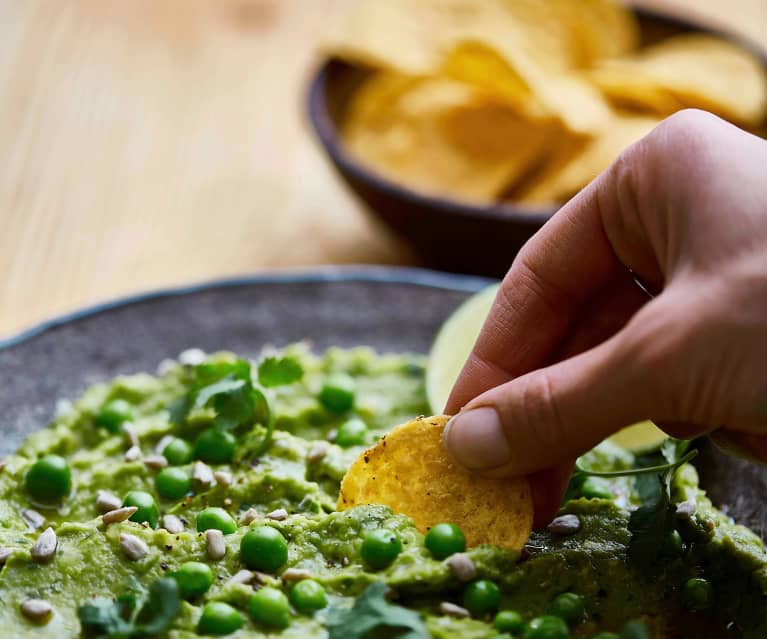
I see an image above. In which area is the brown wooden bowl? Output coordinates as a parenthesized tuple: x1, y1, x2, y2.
(307, 8, 767, 277)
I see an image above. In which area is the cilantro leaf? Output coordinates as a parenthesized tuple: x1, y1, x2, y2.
(79, 578, 180, 638)
(326, 582, 429, 639)
(167, 358, 273, 453)
(258, 356, 304, 387)
(627, 474, 672, 564)
(134, 578, 181, 633)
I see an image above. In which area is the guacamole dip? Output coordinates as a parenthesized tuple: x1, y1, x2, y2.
(1, 344, 766, 638)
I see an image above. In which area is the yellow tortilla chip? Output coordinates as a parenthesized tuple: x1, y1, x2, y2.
(553, 0, 640, 65)
(342, 73, 559, 203)
(588, 34, 767, 126)
(337, 415, 533, 550)
(515, 111, 660, 205)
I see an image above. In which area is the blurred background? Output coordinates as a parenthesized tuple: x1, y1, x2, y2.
(1, 0, 765, 338)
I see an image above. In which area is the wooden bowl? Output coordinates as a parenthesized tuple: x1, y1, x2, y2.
(307, 9, 767, 277)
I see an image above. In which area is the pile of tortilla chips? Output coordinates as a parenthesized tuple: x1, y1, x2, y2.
(323, 0, 767, 206)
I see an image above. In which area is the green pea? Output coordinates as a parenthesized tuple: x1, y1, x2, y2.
(173, 561, 213, 599)
(361, 529, 402, 570)
(548, 592, 585, 624)
(590, 633, 619, 639)
(249, 586, 291, 628)
(25, 455, 72, 503)
(318, 373, 355, 413)
(523, 615, 570, 639)
(663, 529, 684, 556)
(289, 579, 327, 613)
(198, 601, 244, 636)
(194, 428, 237, 465)
(463, 580, 501, 617)
(240, 526, 288, 572)
(335, 418, 368, 447)
(96, 398, 134, 433)
(155, 467, 192, 500)
(494, 610, 525, 634)
(580, 477, 612, 500)
(424, 522, 466, 560)
(682, 577, 713, 611)
(163, 438, 194, 465)
(122, 490, 159, 528)
(197, 507, 237, 534)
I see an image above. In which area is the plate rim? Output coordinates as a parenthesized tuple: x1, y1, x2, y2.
(0, 265, 497, 352)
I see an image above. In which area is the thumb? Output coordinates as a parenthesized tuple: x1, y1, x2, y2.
(443, 326, 657, 477)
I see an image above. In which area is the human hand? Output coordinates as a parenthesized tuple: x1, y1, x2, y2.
(442, 110, 767, 526)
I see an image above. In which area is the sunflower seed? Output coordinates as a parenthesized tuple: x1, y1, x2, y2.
(439, 602, 470, 618)
(155, 435, 175, 454)
(306, 442, 329, 463)
(214, 471, 233, 487)
(0, 548, 13, 566)
(20, 599, 53, 623)
(143, 455, 168, 470)
(239, 508, 259, 525)
(445, 553, 476, 582)
(31, 528, 57, 563)
(22, 509, 46, 530)
(96, 490, 123, 513)
(206, 529, 226, 560)
(192, 461, 213, 491)
(120, 533, 149, 561)
(124, 445, 142, 462)
(547, 514, 581, 536)
(676, 500, 697, 520)
(102, 506, 138, 525)
(179, 348, 206, 366)
(281, 568, 311, 583)
(123, 422, 140, 448)
(266, 508, 288, 521)
(162, 514, 184, 534)
(228, 569, 255, 585)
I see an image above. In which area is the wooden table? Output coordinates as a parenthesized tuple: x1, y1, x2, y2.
(1, 0, 765, 338)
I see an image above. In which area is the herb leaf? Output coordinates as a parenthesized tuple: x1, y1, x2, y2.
(624, 438, 696, 566)
(79, 578, 180, 638)
(258, 356, 304, 387)
(326, 582, 429, 639)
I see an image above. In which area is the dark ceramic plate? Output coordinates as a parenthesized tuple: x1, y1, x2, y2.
(0, 267, 764, 538)
(308, 10, 767, 277)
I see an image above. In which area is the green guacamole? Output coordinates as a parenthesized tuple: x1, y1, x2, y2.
(1, 344, 766, 638)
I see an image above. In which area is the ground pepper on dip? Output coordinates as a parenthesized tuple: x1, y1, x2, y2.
(0, 344, 766, 638)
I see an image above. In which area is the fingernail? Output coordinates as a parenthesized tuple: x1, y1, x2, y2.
(443, 407, 510, 470)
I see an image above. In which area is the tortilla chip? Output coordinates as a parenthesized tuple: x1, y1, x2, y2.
(588, 34, 767, 126)
(342, 73, 559, 203)
(337, 415, 533, 550)
(515, 111, 660, 205)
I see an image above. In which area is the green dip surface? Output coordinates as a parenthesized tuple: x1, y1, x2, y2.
(1, 344, 766, 638)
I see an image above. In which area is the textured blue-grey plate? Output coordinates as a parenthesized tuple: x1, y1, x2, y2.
(0, 266, 763, 536)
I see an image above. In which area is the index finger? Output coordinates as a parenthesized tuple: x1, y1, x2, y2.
(445, 159, 650, 413)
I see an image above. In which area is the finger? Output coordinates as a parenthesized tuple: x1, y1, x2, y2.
(529, 462, 574, 530)
(446, 129, 663, 414)
(710, 429, 767, 465)
(443, 313, 700, 475)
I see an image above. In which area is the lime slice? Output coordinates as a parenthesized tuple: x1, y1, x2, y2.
(427, 283, 500, 414)
(427, 284, 668, 453)
(609, 420, 667, 454)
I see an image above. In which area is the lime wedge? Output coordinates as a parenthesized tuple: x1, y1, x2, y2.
(608, 420, 667, 454)
(427, 284, 668, 453)
(427, 283, 500, 414)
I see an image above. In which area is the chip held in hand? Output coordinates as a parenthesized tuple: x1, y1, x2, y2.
(337, 415, 533, 550)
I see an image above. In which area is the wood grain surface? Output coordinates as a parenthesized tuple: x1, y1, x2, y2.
(1, 0, 765, 338)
